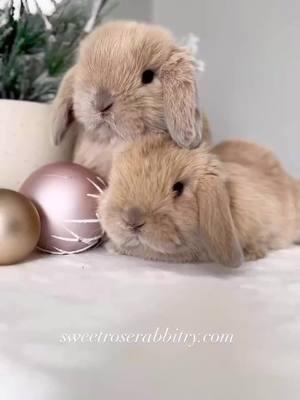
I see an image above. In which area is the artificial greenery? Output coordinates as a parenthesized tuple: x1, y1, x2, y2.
(0, 0, 114, 102)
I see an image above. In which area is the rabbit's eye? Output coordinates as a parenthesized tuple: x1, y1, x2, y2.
(142, 70, 155, 84)
(172, 181, 185, 197)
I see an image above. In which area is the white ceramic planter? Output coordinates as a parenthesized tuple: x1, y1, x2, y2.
(0, 100, 75, 190)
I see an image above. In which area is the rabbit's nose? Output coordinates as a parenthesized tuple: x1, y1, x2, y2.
(95, 88, 114, 113)
(124, 207, 145, 231)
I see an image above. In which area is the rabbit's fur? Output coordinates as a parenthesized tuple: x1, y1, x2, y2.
(51, 20, 211, 180)
(99, 136, 300, 267)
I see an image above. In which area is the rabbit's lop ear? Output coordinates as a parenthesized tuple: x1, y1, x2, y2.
(160, 48, 201, 149)
(51, 67, 76, 145)
(197, 175, 244, 268)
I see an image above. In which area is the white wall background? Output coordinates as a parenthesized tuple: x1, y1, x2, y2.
(107, 0, 152, 22)
(153, 0, 300, 175)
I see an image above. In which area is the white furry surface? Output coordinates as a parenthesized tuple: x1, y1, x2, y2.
(1, 247, 300, 399)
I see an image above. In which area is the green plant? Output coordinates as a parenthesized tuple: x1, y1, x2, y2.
(0, 0, 115, 102)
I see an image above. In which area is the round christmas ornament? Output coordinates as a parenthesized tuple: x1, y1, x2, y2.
(20, 162, 106, 255)
(0, 189, 41, 265)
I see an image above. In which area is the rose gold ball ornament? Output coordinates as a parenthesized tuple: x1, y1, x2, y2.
(0, 189, 41, 265)
(20, 162, 106, 255)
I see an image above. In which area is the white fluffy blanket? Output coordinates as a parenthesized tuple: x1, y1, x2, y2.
(1, 247, 300, 399)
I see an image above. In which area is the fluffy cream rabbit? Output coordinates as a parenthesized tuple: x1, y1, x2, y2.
(99, 136, 300, 268)
(51, 20, 211, 180)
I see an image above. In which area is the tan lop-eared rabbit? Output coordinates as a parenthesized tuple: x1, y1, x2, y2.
(99, 136, 300, 268)
(52, 20, 211, 180)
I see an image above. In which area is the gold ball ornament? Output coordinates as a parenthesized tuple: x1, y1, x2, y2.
(0, 189, 41, 265)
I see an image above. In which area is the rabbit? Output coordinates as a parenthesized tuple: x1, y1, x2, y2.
(98, 135, 300, 268)
(51, 20, 211, 181)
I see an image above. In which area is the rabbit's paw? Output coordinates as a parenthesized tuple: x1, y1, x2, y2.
(244, 245, 267, 262)
(104, 241, 122, 255)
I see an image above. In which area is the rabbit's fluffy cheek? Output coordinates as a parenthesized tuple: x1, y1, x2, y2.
(112, 104, 146, 140)
(137, 215, 182, 254)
